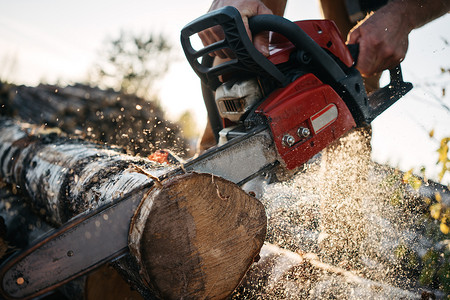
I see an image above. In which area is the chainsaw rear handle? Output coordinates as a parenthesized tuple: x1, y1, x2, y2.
(347, 43, 407, 89)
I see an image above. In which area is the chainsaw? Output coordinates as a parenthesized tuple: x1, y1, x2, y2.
(0, 6, 412, 299)
(182, 6, 412, 171)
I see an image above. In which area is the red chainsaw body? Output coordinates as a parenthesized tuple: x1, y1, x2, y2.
(256, 20, 356, 169)
(267, 19, 354, 67)
(217, 19, 358, 170)
(256, 73, 356, 169)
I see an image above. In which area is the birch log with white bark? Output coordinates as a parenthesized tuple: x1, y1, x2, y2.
(0, 117, 164, 225)
(0, 182, 55, 259)
(0, 117, 267, 299)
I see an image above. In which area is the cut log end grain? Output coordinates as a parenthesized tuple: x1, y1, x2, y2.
(129, 172, 267, 299)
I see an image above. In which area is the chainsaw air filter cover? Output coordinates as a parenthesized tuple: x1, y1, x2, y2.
(215, 78, 263, 122)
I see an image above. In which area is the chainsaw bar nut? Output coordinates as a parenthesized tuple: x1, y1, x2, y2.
(282, 134, 296, 147)
(297, 127, 311, 138)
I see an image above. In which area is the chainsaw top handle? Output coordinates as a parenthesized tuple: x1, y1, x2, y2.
(180, 6, 347, 91)
(181, 6, 287, 90)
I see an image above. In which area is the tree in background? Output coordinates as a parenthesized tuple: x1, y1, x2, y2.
(87, 31, 173, 100)
(85, 30, 199, 155)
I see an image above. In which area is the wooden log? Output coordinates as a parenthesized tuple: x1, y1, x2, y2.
(129, 172, 266, 299)
(0, 181, 139, 300)
(84, 265, 143, 300)
(0, 181, 55, 260)
(0, 183, 81, 299)
(0, 117, 267, 299)
(86, 173, 267, 300)
(0, 117, 169, 225)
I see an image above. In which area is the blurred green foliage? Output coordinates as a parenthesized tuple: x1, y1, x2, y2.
(88, 31, 173, 100)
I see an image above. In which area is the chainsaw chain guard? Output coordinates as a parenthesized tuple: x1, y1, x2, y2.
(346, 44, 413, 124)
(365, 65, 413, 123)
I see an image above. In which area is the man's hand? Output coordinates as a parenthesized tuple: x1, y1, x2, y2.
(347, 2, 412, 77)
(347, 0, 450, 77)
(198, 0, 273, 58)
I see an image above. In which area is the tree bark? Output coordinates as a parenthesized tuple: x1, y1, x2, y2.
(0, 117, 166, 226)
(0, 117, 267, 299)
(0, 181, 55, 259)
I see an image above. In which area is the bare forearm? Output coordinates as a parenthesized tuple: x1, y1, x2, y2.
(348, 0, 449, 76)
(261, 0, 287, 16)
(390, 0, 450, 30)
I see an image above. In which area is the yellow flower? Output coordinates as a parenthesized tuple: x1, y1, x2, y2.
(430, 203, 442, 219)
(440, 219, 449, 235)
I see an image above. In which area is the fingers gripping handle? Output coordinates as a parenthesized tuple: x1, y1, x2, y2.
(180, 6, 288, 90)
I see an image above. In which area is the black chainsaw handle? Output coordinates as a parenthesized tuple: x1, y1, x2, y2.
(181, 6, 348, 91)
(181, 6, 289, 90)
(347, 43, 413, 123)
(347, 43, 404, 82)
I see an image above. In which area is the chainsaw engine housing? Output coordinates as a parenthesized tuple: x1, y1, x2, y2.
(213, 18, 355, 125)
(215, 78, 263, 122)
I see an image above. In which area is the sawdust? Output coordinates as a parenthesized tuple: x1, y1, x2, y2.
(238, 127, 446, 298)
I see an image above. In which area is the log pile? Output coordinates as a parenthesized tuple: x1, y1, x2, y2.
(0, 116, 267, 299)
(0, 82, 188, 157)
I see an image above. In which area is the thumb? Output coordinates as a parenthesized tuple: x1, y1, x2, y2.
(253, 31, 270, 56)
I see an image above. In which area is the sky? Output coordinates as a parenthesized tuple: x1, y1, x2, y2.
(0, 1, 449, 184)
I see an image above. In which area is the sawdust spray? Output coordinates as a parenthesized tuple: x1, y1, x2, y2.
(234, 126, 442, 298)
